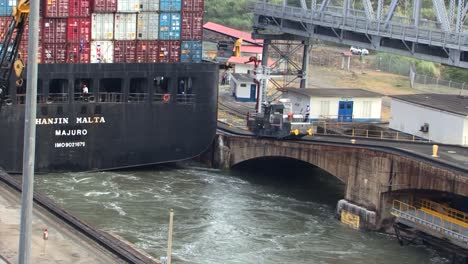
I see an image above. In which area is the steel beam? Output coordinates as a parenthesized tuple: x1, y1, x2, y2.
(432, 0, 451, 31)
(300, 40, 310, 88)
(363, 0, 376, 20)
(319, 0, 331, 12)
(384, 0, 400, 27)
(377, 0, 383, 21)
(413, 0, 421, 26)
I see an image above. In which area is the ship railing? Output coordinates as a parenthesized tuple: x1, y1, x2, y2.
(128, 93, 148, 103)
(73, 93, 96, 103)
(46, 93, 69, 104)
(153, 93, 169, 103)
(175, 94, 195, 104)
(98, 92, 123, 103)
(16, 94, 56, 105)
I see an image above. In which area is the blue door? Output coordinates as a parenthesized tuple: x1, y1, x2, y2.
(338, 101, 353, 122)
(250, 84, 256, 102)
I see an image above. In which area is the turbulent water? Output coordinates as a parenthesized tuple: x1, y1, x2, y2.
(32, 158, 449, 264)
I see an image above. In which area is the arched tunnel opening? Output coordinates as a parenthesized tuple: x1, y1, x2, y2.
(231, 156, 345, 206)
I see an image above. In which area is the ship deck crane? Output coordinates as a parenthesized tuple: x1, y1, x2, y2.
(0, 0, 30, 104)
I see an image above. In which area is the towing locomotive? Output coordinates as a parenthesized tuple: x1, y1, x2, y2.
(247, 99, 314, 139)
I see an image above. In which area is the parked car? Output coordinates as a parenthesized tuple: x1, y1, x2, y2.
(350, 46, 369, 55)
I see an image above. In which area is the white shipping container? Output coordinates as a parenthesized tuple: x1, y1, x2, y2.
(137, 12, 159, 40)
(91, 41, 114, 63)
(139, 0, 159, 11)
(115, 13, 137, 40)
(118, 0, 139, 12)
(91, 13, 114, 40)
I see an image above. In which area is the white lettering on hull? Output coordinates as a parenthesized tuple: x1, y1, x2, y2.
(54, 142, 86, 148)
(36, 118, 69, 125)
(55, 129, 88, 136)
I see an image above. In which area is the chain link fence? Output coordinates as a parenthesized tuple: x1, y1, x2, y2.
(309, 51, 467, 95)
(411, 74, 467, 95)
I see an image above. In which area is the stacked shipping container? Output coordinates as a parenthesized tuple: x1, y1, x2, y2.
(0, 0, 204, 64)
(180, 0, 203, 62)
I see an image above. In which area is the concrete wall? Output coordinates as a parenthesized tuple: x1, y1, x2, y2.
(284, 94, 382, 121)
(390, 99, 467, 145)
(283, 93, 309, 114)
(233, 64, 254, 74)
(209, 135, 468, 229)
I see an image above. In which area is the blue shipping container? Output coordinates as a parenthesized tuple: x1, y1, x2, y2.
(0, 0, 16, 16)
(159, 0, 181, 12)
(180, 41, 202, 63)
(159, 12, 180, 40)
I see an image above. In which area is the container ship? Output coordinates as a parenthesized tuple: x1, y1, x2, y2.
(0, 0, 219, 173)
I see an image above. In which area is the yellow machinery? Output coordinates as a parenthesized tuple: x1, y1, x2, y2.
(234, 38, 242, 57)
(0, 0, 30, 101)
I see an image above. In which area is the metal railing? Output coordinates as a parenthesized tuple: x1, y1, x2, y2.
(98, 92, 122, 103)
(391, 200, 468, 243)
(15, 94, 48, 104)
(313, 122, 431, 142)
(419, 199, 468, 226)
(46, 93, 69, 104)
(175, 94, 195, 104)
(73, 93, 96, 102)
(248, 1, 468, 51)
(128, 93, 148, 103)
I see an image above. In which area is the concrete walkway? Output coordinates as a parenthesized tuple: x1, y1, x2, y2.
(0, 180, 126, 264)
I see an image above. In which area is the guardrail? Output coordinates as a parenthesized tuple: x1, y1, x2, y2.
(314, 122, 431, 142)
(391, 200, 468, 243)
(248, 1, 468, 51)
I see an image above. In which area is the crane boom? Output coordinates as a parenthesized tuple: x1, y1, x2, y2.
(0, 0, 30, 104)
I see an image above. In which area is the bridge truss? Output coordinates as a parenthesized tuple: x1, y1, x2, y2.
(248, 0, 468, 91)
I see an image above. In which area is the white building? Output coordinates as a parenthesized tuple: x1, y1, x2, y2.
(230, 73, 257, 102)
(390, 94, 468, 146)
(279, 88, 382, 122)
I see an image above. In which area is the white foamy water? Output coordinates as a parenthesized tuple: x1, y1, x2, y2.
(33, 162, 451, 264)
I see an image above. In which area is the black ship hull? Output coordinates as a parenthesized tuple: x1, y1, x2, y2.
(0, 63, 219, 173)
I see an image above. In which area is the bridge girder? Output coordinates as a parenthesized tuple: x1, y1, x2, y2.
(249, 1, 468, 68)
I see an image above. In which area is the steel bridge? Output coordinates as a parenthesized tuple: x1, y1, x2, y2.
(247, 0, 468, 89)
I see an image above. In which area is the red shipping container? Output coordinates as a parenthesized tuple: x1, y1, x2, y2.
(69, 0, 91, 17)
(182, 0, 204, 12)
(42, 43, 67, 64)
(136, 41, 158, 63)
(92, 0, 117, 13)
(18, 20, 43, 63)
(114, 41, 136, 63)
(67, 18, 91, 43)
(43, 0, 69, 18)
(42, 18, 67, 44)
(0, 17, 10, 40)
(67, 43, 91, 63)
(181, 11, 203, 40)
(159, 40, 180, 63)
